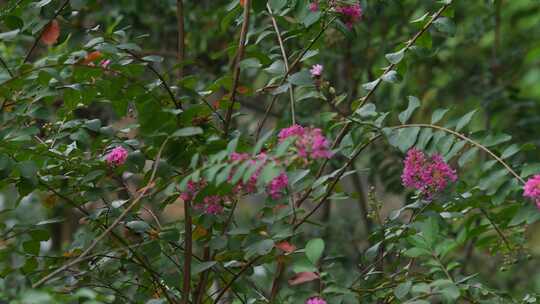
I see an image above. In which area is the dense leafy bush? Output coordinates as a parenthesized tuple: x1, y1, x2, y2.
(1, 0, 540, 303)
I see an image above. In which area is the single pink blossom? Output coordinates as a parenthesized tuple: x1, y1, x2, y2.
(310, 64, 323, 77)
(306, 297, 327, 304)
(267, 172, 288, 200)
(401, 148, 457, 199)
(106, 146, 128, 167)
(335, 3, 362, 29)
(100, 59, 111, 68)
(309, 1, 319, 12)
(524, 175, 540, 209)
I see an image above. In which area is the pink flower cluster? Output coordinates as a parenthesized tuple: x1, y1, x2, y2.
(278, 125, 333, 161)
(401, 148, 457, 199)
(231, 152, 289, 200)
(268, 172, 289, 200)
(306, 297, 327, 304)
(523, 175, 540, 209)
(106, 146, 128, 167)
(230, 152, 268, 194)
(180, 180, 226, 215)
(336, 3, 362, 28)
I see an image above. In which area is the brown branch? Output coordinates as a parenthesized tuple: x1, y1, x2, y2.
(224, 0, 251, 136)
(182, 198, 192, 304)
(177, 0, 186, 79)
(270, 260, 285, 302)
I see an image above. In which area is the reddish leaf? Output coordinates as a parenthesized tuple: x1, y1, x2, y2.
(275, 241, 296, 254)
(239, 0, 246, 7)
(41, 19, 60, 45)
(288, 272, 319, 286)
(236, 86, 249, 95)
(82, 51, 102, 65)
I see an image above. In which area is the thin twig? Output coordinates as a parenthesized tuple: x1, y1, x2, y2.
(124, 49, 182, 110)
(294, 135, 383, 229)
(479, 208, 512, 251)
(267, 3, 296, 125)
(224, 0, 251, 136)
(0, 55, 14, 77)
(212, 257, 261, 304)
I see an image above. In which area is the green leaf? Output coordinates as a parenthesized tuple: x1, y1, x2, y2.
(172, 127, 203, 137)
(305, 238, 325, 265)
(23, 240, 40, 255)
(399, 96, 421, 124)
(142, 55, 164, 63)
(126, 221, 150, 233)
(394, 281, 412, 300)
(269, 0, 287, 11)
(191, 261, 217, 276)
(431, 108, 449, 124)
(260, 163, 281, 184)
(303, 11, 321, 27)
(433, 17, 456, 36)
(265, 60, 286, 75)
(458, 147, 478, 167)
(455, 110, 476, 131)
(403, 247, 430, 257)
(397, 127, 420, 152)
(0, 29, 20, 41)
(245, 239, 274, 259)
(521, 163, 540, 178)
(18, 161, 37, 181)
(239, 58, 262, 70)
(385, 48, 406, 64)
(253, 129, 273, 155)
(365, 241, 381, 261)
(288, 70, 313, 86)
(501, 144, 520, 159)
(381, 70, 402, 84)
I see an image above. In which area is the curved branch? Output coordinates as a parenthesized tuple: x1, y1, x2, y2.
(394, 123, 525, 184)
